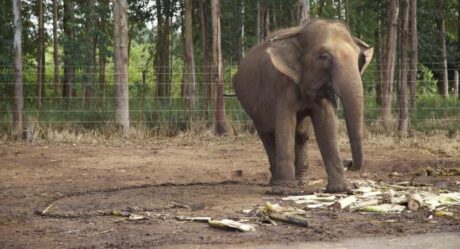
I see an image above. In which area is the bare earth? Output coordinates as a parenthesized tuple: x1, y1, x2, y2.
(0, 134, 459, 248)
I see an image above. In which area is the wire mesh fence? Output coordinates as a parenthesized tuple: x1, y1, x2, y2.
(1, 64, 459, 136)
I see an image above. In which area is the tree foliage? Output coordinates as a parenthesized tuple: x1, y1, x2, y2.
(1, 0, 459, 134)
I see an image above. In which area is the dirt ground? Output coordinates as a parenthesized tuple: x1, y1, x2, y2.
(0, 133, 459, 248)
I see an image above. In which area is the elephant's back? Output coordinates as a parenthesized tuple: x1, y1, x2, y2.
(233, 43, 270, 89)
(234, 44, 269, 104)
(233, 43, 281, 130)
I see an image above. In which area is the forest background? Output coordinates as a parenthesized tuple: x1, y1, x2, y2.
(1, 0, 460, 139)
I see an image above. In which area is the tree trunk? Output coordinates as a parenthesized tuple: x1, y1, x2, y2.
(440, 14, 449, 98)
(262, 5, 270, 41)
(380, 0, 399, 127)
(398, 0, 410, 135)
(336, 0, 341, 19)
(52, 0, 60, 98)
(85, 0, 96, 107)
(99, 54, 106, 102)
(113, 0, 130, 135)
(375, 20, 382, 106)
(37, 0, 45, 108)
(454, 70, 459, 98)
(155, 0, 172, 101)
(211, 0, 227, 136)
(318, 0, 325, 17)
(237, 0, 245, 63)
(345, 0, 350, 23)
(13, 0, 24, 137)
(299, 0, 310, 25)
(182, 0, 197, 109)
(409, 0, 417, 111)
(200, 0, 212, 120)
(257, 0, 261, 42)
(63, 0, 75, 101)
(375, 2, 383, 106)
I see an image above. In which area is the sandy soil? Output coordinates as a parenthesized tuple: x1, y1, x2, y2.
(0, 134, 459, 248)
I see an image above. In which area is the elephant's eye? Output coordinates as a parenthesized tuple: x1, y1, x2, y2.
(318, 53, 331, 61)
(318, 52, 332, 68)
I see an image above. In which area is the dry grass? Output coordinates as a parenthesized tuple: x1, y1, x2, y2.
(0, 120, 458, 159)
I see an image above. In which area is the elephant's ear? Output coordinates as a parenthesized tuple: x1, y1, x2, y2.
(353, 37, 374, 75)
(266, 27, 303, 84)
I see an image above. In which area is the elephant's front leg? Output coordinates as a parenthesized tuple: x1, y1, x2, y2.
(271, 104, 297, 193)
(312, 100, 351, 193)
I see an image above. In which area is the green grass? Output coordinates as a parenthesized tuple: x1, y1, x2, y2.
(0, 89, 458, 140)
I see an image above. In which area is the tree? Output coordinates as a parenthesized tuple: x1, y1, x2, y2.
(84, 0, 97, 107)
(439, 8, 448, 98)
(13, 0, 23, 136)
(261, 3, 270, 41)
(409, 0, 417, 110)
(113, 0, 130, 135)
(398, 0, 410, 135)
(37, 0, 45, 108)
(317, 0, 326, 16)
(212, 0, 227, 135)
(256, 1, 270, 42)
(374, 1, 384, 106)
(63, 0, 75, 101)
(299, 0, 310, 24)
(182, 0, 197, 109)
(380, 0, 399, 127)
(52, 0, 59, 97)
(237, 0, 245, 62)
(97, 0, 112, 103)
(257, 0, 260, 41)
(155, 0, 173, 100)
(200, 0, 212, 119)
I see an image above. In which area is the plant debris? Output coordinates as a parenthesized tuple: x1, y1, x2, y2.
(176, 216, 211, 222)
(240, 202, 309, 227)
(280, 180, 460, 215)
(208, 219, 255, 232)
(414, 167, 460, 177)
(268, 212, 308, 227)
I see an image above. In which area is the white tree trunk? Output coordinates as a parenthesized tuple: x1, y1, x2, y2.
(440, 15, 449, 98)
(113, 0, 130, 135)
(299, 0, 310, 25)
(13, 0, 24, 136)
(454, 70, 459, 98)
(212, 0, 227, 135)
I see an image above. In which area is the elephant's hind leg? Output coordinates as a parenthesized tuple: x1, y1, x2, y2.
(257, 130, 277, 184)
(295, 117, 311, 187)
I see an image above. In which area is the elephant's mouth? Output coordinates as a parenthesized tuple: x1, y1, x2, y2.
(321, 83, 338, 108)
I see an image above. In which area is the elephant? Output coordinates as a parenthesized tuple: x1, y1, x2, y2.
(233, 19, 373, 194)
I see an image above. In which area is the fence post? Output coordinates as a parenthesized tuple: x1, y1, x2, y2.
(454, 70, 459, 98)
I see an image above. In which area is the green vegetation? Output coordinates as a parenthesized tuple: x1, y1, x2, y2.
(1, 0, 459, 139)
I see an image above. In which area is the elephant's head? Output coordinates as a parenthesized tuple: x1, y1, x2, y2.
(266, 20, 373, 171)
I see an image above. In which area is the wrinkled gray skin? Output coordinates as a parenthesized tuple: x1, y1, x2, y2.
(233, 20, 373, 194)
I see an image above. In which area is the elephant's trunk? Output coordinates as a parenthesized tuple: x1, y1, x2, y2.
(335, 68, 364, 171)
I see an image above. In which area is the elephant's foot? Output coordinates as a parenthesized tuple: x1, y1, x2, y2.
(295, 178, 309, 189)
(268, 180, 302, 195)
(325, 179, 352, 194)
(344, 159, 362, 171)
